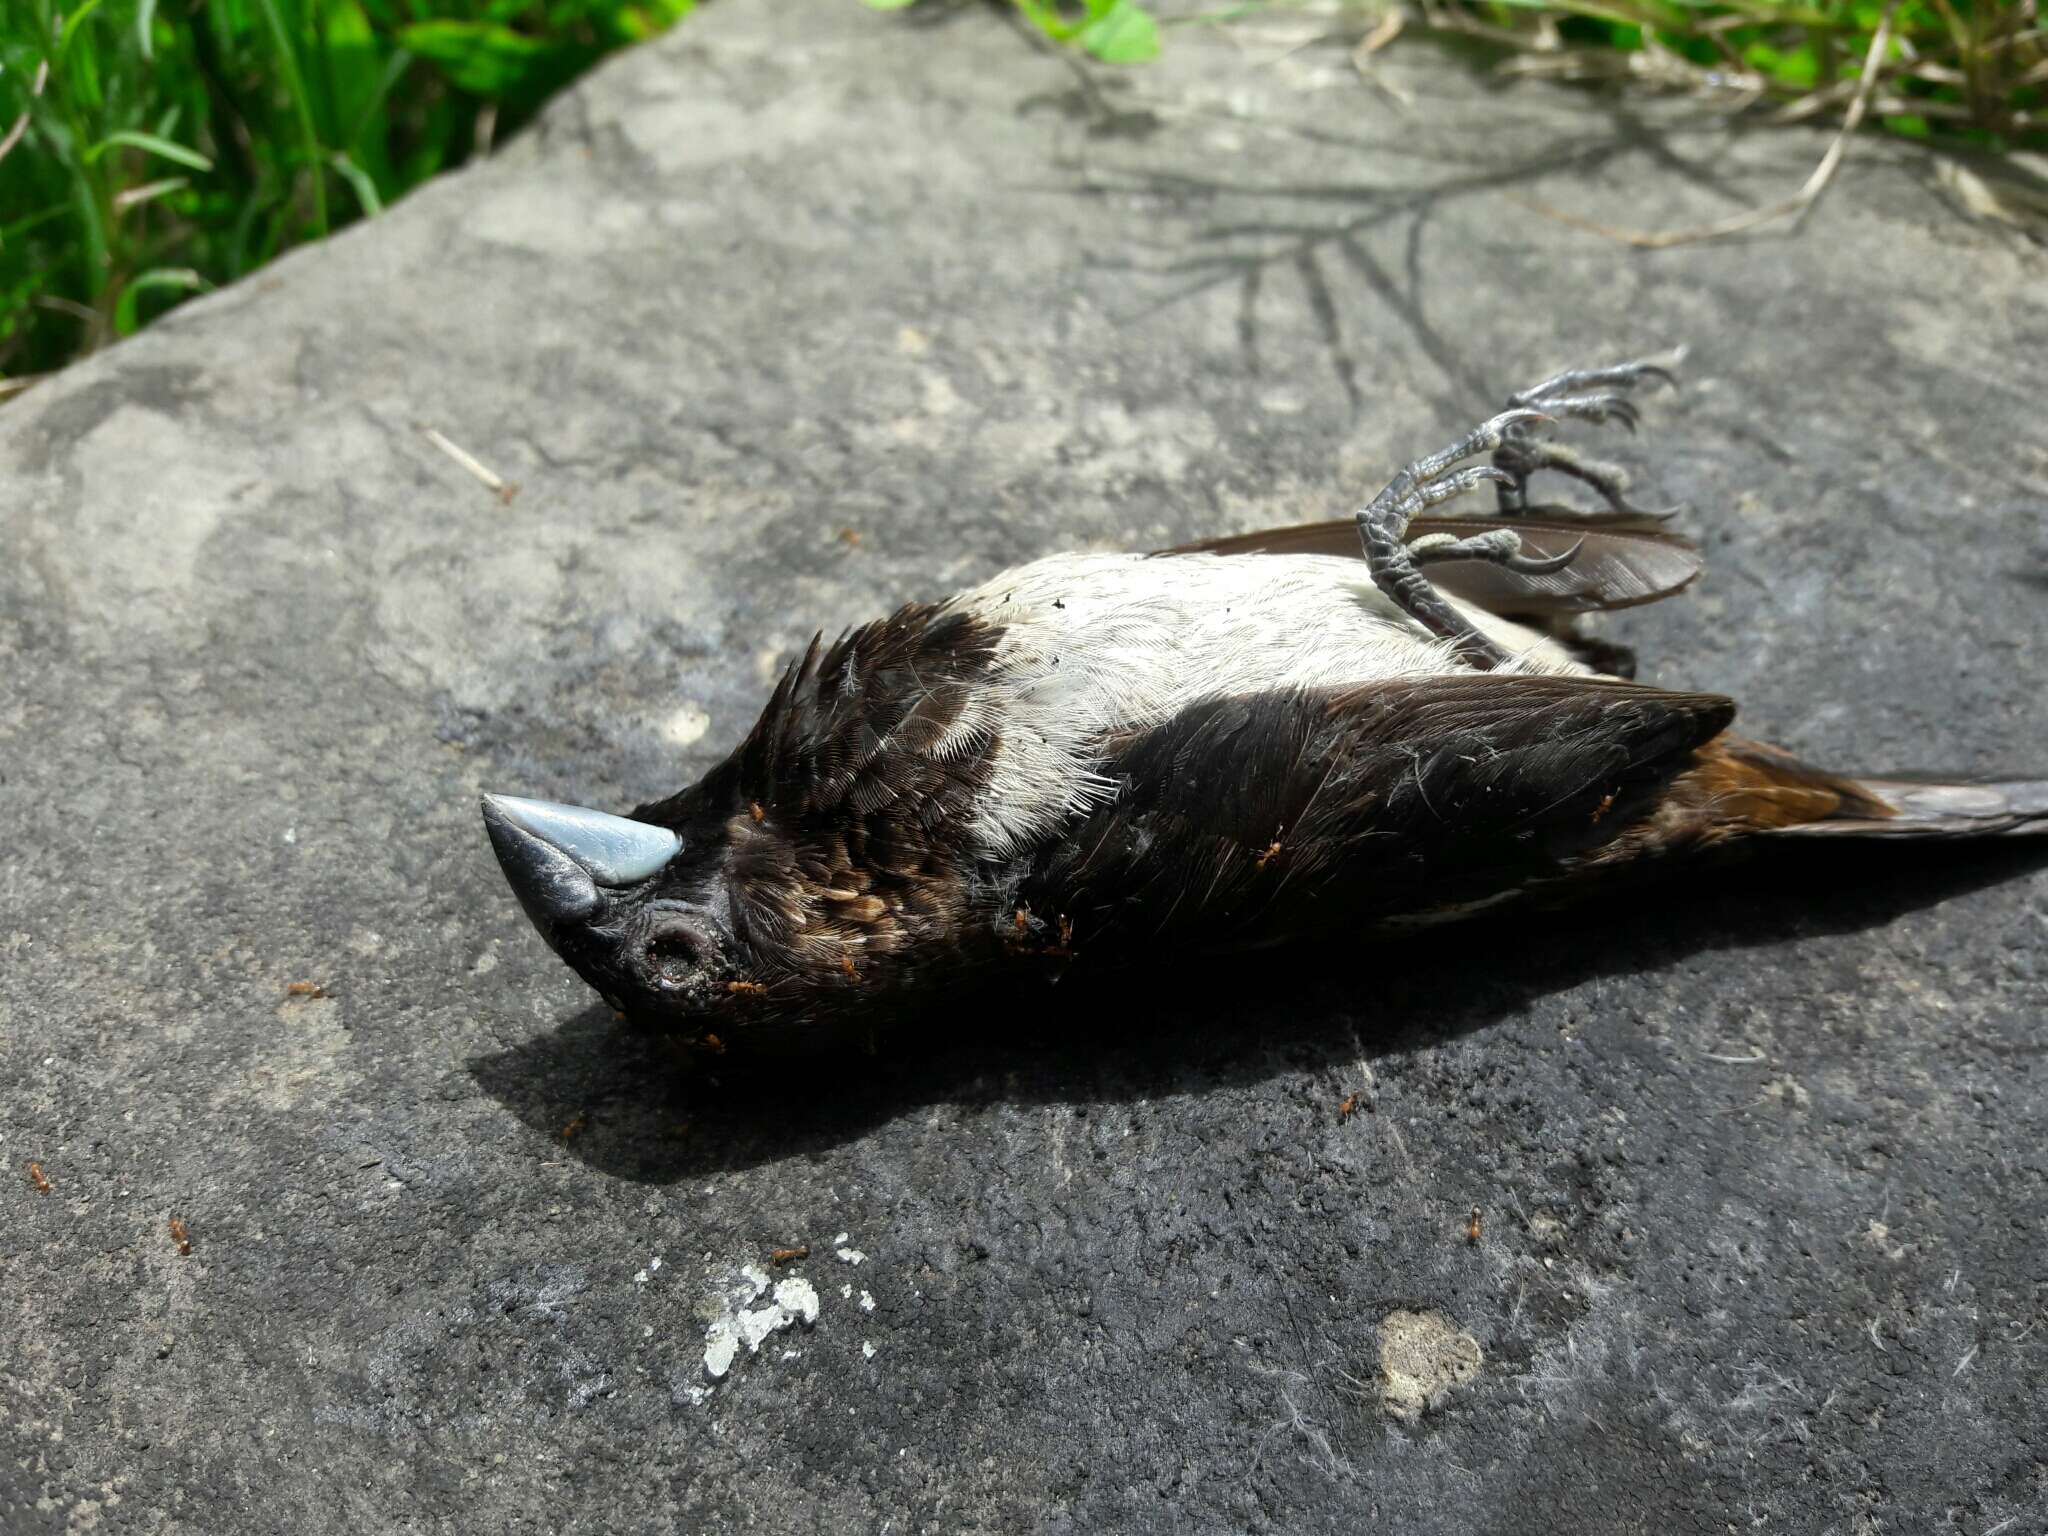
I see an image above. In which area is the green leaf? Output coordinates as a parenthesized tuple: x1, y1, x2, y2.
(137, 0, 160, 62)
(1014, 0, 1078, 41)
(85, 130, 215, 173)
(1743, 39, 1820, 89)
(397, 21, 556, 96)
(1075, 0, 1161, 62)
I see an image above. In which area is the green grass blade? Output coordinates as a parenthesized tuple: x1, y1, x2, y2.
(342, 47, 413, 157)
(252, 0, 330, 237)
(328, 151, 383, 217)
(85, 129, 215, 173)
(56, 0, 108, 63)
(0, 203, 74, 245)
(113, 266, 209, 337)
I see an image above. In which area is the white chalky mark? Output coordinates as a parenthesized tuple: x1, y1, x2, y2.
(699, 1262, 824, 1383)
(775, 1277, 821, 1326)
(840, 1284, 853, 1300)
(859, 1291, 875, 1313)
(703, 1319, 739, 1379)
(863, 1341, 877, 1360)
(662, 705, 710, 748)
(738, 1305, 786, 1353)
(835, 1247, 866, 1265)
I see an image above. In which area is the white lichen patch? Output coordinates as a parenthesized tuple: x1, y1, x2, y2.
(858, 1290, 875, 1313)
(835, 1246, 866, 1265)
(1378, 1309, 1483, 1421)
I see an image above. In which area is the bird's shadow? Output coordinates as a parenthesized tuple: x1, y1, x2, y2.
(468, 840, 2047, 1184)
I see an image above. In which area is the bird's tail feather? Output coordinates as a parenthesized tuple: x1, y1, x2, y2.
(1706, 738, 2048, 841)
(1783, 775, 2048, 839)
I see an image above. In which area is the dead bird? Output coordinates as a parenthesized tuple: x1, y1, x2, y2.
(482, 357, 2046, 1052)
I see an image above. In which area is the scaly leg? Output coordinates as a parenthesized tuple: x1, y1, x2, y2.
(1356, 356, 1680, 669)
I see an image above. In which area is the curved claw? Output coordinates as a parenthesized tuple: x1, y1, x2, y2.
(1510, 355, 1684, 413)
(1503, 536, 1586, 576)
(1487, 407, 1553, 439)
(1540, 392, 1642, 432)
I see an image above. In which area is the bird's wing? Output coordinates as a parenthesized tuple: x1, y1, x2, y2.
(1018, 673, 1734, 957)
(1157, 514, 1702, 616)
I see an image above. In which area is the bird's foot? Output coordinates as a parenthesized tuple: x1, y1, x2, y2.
(1354, 353, 1684, 670)
(1493, 353, 1684, 520)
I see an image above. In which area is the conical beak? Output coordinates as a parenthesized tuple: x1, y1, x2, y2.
(481, 794, 681, 940)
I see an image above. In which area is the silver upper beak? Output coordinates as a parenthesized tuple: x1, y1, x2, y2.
(481, 795, 681, 886)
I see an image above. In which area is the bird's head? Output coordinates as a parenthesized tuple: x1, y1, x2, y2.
(480, 792, 743, 1024)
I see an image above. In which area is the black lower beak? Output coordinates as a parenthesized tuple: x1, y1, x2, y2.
(482, 797, 604, 943)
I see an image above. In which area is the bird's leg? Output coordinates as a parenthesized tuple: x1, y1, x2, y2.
(1355, 356, 1681, 670)
(1356, 412, 1547, 670)
(1492, 356, 1681, 518)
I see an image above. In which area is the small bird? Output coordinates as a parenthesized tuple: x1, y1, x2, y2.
(483, 358, 2045, 1053)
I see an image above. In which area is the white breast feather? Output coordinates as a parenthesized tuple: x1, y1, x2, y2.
(948, 551, 1592, 859)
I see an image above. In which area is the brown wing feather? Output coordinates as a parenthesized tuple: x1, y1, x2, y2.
(1015, 674, 1736, 961)
(1159, 515, 1703, 616)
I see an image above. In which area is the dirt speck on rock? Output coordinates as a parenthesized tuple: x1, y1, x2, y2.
(1378, 1310, 1482, 1420)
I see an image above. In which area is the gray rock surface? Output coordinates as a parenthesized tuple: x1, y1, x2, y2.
(4, 2, 2045, 1530)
